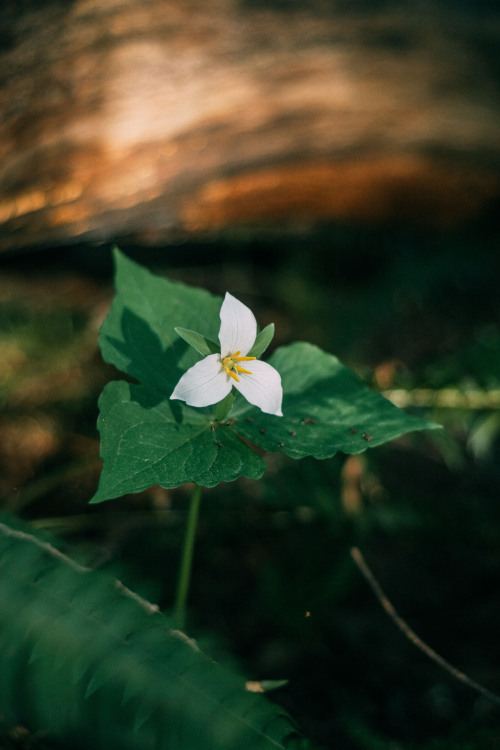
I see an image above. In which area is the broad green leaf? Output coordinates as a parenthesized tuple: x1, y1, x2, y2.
(233, 342, 439, 459)
(92, 380, 266, 502)
(98, 247, 222, 394)
(248, 323, 275, 358)
(175, 327, 220, 356)
(92, 248, 439, 501)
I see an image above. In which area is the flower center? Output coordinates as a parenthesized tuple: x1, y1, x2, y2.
(221, 350, 256, 382)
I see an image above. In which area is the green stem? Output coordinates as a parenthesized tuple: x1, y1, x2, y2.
(174, 483, 202, 630)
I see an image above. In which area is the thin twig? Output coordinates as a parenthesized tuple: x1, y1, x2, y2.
(351, 546, 500, 707)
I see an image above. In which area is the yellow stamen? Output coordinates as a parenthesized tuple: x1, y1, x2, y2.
(222, 350, 256, 380)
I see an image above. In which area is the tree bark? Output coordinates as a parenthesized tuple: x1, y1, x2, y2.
(1, 0, 499, 251)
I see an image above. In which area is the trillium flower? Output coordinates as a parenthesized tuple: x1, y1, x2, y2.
(171, 293, 283, 416)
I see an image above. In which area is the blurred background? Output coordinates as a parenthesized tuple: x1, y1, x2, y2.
(1, 0, 500, 748)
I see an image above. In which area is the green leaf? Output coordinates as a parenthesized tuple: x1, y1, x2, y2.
(248, 323, 275, 358)
(92, 380, 266, 502)
(133, 700, 156, 733)
(175, 327, 220, 356)
(85, 666, 113, 699)
(233, 342, 440, 459)
(71, 655, 89, 686)
(0, 517, 312, 750)
(98, 247, 221, 395)
(92, 249, 439, 501)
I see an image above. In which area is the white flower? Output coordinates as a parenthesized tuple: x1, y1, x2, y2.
(170, 293, 283, 416)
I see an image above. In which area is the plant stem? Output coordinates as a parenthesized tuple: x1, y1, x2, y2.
(174, 483, 202, 630)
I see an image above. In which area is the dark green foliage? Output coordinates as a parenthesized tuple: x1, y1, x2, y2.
(92, 248, 438, 502)
(0, 518, 314, 750)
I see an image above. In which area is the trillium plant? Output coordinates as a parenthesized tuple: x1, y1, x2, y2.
(92, 248, 439, 628)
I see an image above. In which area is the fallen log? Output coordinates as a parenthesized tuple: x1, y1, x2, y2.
(1, 0, 499, 251)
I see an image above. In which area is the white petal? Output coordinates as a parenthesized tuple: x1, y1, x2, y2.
(218, 292, 257, 357)
(170, 354, 231, 407)
(233, 360, 283, 416)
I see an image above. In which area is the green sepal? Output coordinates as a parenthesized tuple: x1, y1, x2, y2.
(214, 391, 235, 422)
(248, 323, 275, 358)
(175, 327, 220, 356)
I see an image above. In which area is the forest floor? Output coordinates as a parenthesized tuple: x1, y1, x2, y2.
(1, 222, 500, 749)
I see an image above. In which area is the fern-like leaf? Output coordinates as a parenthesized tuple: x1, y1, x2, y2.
(0, 518, 315, 750)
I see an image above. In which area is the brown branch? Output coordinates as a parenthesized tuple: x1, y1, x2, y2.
(350, 546, 500, 707)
